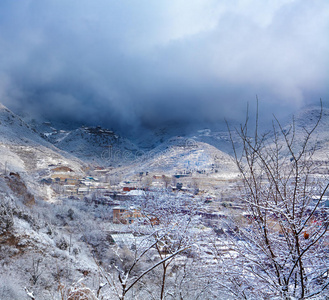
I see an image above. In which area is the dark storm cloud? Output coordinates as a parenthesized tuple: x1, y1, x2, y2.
(0, 0, 328, 131)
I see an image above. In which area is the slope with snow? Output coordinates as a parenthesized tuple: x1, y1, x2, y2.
(41, 124, 140, 166)
(107, 136, 239, 182)
(130, 122, 241, 155)
(288, 106, 329, 175)
(0, 103, 85, 201)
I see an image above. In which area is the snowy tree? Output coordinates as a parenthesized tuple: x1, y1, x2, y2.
(93, 190, 207, 299)
(220, 102, 329, 299)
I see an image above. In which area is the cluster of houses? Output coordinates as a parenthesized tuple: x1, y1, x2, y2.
(41, 164, 222, 226)
(40, 164, 110, 196)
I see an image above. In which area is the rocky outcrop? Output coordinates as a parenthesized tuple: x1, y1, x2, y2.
(4, 173, 35, 206)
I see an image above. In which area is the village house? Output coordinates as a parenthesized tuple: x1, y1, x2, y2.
(112, 206, 159, 225)
(65, 178, 80, 185)
(51, 166, 74, 173)
(112, 206, 142, 224)
(123, 186, 136, 192)
(77, 187, 90, 195)
(49, 164, 80, 186)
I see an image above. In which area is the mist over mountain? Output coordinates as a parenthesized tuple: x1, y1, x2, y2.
(0, 1, 328, 133)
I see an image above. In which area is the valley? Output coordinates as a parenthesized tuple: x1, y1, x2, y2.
(0, 103, 328, 299)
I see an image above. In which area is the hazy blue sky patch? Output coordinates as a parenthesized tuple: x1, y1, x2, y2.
(0, 0, 328, 131)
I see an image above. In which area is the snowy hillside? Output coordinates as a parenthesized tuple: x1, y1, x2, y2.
(142, 136, 238, 175)
(0, 103, 48, 147)
(189, 127, 242, 155)
(293, 105, 329, 147)
(108, 136, 239, 181)
(40, 123, 139, 166)
(288, 105, 329, 174)
(0, 103, 85, 200)
(130, 122, 241, 155)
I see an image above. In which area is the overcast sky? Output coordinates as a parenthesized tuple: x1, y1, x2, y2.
(0, 0, 328, 132)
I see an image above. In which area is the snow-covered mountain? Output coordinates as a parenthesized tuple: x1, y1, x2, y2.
(0, 103, 49, 147)
(140, 136, 238, 175)
(27, 104, 329, 178)
(130, 122, 240, 155)
(293, 105, 329, 146)
(32, 119, 239, 172)
(284, 105, 329, 174)
(106, 136, 239, 181)
(0, 103, 85, 201)
(38, 123, 139, 166)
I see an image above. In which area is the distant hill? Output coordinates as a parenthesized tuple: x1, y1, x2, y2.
(0, 103, 85, 201)
(38, 123, 139, 166)
(106, 136, 240, 181)
(27, 104, 329, 178)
